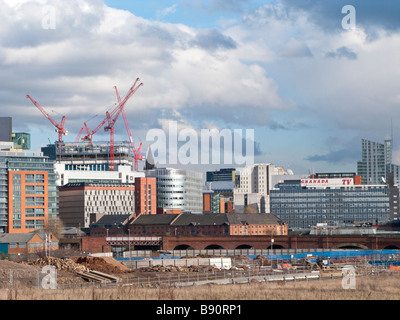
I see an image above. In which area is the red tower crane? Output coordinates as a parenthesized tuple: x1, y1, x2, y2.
(81, 79, 142, 146)
(27, 95, 68, 149)
(105, 78, 143, 171)
(114, 85, 144, 171)
(75, 127, 84, 143)
(80, 79, 143, 170)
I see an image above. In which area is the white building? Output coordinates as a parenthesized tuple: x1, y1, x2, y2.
(54, 163, 144, 186)
(145, 167, 203, 214)
(234, 163, 294, 213)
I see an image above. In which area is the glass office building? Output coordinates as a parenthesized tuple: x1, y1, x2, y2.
(146, 168, 203, 214)
(270, 180, 390, 230)
(0, 152, 58, 233)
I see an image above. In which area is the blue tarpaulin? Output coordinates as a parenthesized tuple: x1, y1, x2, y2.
(115, 249, 400, 262)
(242, 249, 400, 261)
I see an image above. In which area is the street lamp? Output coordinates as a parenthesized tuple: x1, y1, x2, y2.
(128, 229, 131, 261)
(271, 238, 274, 269)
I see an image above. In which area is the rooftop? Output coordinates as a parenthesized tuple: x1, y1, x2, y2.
(131, 214, 180, 226)
(0, 233, 37, 243)
(92, 214, 133, 227)
(172, 213, 228, 226)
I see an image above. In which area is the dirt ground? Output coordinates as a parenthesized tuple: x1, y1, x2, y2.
(0, 256, 200, 288)
(0, 257, 135, 287)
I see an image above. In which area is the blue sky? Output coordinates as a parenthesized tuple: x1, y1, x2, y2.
(2, 0, 400, 175)
(103, 0, 270, 28)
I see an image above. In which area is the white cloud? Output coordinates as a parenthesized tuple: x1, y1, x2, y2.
(1, 0, 293, 150)
(157, 4, 178, 19)
(3, 0, 400, 168)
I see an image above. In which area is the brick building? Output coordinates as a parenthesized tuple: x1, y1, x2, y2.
(128, 213, 287, 237)
(134, 177, 157, 216)
(89, 213, 134, 237)
(0, 232, 58, 260)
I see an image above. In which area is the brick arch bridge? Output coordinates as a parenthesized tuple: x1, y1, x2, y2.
(162, 235, 400, 251)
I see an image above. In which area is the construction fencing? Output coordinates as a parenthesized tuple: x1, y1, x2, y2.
(122, 257, 232, 269)
(1, 267, 58, 290)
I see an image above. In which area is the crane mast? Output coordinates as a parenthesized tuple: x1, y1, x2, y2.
(105, 79, 143, 171)
(27, 94, 68, 151)
(114, 85, 144, 171)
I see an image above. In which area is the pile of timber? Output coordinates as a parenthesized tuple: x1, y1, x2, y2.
(75, 270, 121, 283)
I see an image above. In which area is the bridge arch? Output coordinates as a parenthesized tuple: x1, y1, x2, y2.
(204, 244, 224, 249)
(383, 245, 400, 249)
(333, 243, 369, 250)
(174, 244, 194, 250)
(266, 244, 285, 249)
(236, 244, 253, 249)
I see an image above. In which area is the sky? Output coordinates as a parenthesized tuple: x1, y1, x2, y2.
(1, 0, 400, 175)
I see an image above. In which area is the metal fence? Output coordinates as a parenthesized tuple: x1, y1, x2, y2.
(57, 266, 322, 290)
(1, 251, 398, 291)
(0, 262, 394, 291)
(2, 268, 57, 290)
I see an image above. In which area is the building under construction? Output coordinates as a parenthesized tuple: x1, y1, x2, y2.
(42, 142, 134, 171)
(42, 141, 145, 186)
(29, 78, 145, 173)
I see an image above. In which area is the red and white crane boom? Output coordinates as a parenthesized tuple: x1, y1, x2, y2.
(26, 94, 68, 149)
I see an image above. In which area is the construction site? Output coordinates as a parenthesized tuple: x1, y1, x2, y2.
(0, 248, 399, 297)
(27, 78, 145, 172)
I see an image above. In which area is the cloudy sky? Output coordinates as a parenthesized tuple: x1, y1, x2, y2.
(1, 0, 400, 174)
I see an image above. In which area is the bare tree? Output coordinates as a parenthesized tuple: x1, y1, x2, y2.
(244, 205, 258, 214)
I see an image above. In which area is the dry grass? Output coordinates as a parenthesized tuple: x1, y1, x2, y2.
(1, 272, 400, 300)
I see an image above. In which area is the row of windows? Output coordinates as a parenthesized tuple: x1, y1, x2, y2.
(86, 195, 133, 201)
(11, 219, 45, 229)
(86, 190, 133, 196)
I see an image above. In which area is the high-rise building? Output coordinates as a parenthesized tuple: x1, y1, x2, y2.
(134, 177, 157, 216)
(0, 150, 58, 233)
(357, 138, 393, 184)
(233, 163, 293, 213)
(145, 168, 203, 214)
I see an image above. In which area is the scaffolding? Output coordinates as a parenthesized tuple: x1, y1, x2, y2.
(44, 142, 134, 170)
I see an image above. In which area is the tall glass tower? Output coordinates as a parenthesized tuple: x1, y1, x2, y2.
(357, 138, 392, 184)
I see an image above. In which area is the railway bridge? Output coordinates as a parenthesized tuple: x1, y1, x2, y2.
(161, 234, 400, 251)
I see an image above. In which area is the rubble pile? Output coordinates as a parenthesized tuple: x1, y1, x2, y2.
(29, 257, 89, 273)
(70, 256, 131, 274)
(253, 255, 270, 266)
